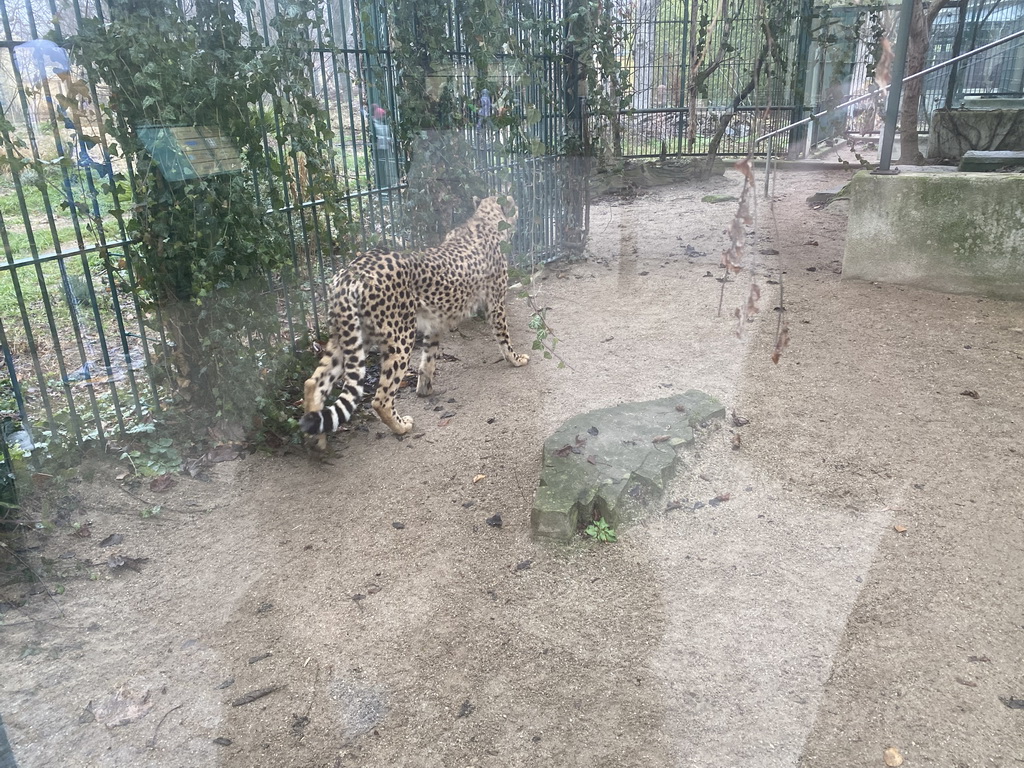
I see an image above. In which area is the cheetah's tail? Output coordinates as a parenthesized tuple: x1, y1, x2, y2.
(299, 277, 367, 436)
(298, 386, 363, 434)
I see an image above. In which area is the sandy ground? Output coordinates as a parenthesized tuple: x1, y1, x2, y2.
(2, 161, 1023, 768)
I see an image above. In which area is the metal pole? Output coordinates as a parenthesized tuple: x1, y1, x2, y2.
(876, 0, 917, 174)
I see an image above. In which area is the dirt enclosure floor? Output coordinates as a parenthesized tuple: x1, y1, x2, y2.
(2, 161, 1024, 768)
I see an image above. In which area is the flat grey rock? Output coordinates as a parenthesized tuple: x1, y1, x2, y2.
(531, 390, 725, 542)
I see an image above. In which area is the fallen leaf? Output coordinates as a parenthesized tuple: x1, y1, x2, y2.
(206, 443, 242, 463)
(1000, 696, 1024, 709)
(93, 684, 153, 728)
(652, 435, 670, 444)
(553, 444, 573, 458)
(486, 514, 502, 528)
(883, 746, 904, 766)
(894, 525, 908, 533)
(437, 418, 452, 427)
(955, 676, 978, 687)
(231, 686, 283, 707)
(473, 474, 486, 483)
(150, 474, 176, 492)
(586, 455, 598, 465)
(99, 533, 123, 547)
(731, 412, 750, 427)
(731, 434, 742, 450)
(514, 559, 532, 572)
(107, 554, 148, 572)
(587, 426, 599, 436)
(960, 389, 980, 399)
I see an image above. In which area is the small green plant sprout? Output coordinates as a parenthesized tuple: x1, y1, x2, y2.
(528, 311, 567, 369)
(119, 433, 182, 478)
(585, 517, 617, 543)
(140, 505, 162, 519)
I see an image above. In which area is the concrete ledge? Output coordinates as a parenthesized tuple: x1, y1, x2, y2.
(843, 171, 1024, 301)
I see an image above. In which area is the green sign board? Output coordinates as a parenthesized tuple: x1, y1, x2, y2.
(137, 125, 243, 181)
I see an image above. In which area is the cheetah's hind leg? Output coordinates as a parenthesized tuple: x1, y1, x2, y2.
(416, 327, 445, 397)
(371, 325, 417, 435)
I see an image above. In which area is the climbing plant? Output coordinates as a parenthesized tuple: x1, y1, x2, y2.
(67, 0, 347, 423)
(384, 0, 630, 244)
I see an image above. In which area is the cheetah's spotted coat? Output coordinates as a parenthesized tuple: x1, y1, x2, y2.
(300, 196, 528, 442)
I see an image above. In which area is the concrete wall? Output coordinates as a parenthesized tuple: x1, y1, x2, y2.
(929, 108, 1024, 160)
(842, 171, 1024, 301)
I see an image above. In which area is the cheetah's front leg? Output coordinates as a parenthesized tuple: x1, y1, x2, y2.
(486, 301, 529, 367)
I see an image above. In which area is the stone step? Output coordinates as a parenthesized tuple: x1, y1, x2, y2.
(959, 150, 1024, 172)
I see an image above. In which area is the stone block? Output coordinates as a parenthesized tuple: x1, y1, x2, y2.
(843, 171, 1024, 301)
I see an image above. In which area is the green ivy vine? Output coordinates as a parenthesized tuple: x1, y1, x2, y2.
(66, 0, 347, 423)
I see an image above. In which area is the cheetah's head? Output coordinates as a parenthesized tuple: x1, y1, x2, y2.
(473, 195, 518, 237)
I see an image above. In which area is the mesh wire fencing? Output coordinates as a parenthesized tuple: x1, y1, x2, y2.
(0, 0, 584, 464)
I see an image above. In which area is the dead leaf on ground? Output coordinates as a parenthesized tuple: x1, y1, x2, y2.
(206, 443, 242, 463)
(652, 435, 670, 444)
(93, 683, 153, 728)
(231, 686, 283, 707)
(99, 533, 123, 547)
(472, 474, 486, 483)
(150, 474, 176, 492)
(437, 418, 452, 427)
(731, 434, 742, 450)
(883, 746, 904, 766)
(107, 554, 148, 572)
(894, 525, 908, 534)
(960, 389, 980, 399)
(955, 676, 978, 687)
(731, 412, 750, 427)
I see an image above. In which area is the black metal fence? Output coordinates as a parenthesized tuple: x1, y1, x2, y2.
(0, 0, 583, 469)
(14, 0, 1023, 478)
(610, 1, 808, 158)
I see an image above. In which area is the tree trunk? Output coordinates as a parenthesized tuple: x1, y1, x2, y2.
(898, 0, 954, 163)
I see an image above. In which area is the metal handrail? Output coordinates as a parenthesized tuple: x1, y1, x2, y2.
(755, 26, 1024, 145)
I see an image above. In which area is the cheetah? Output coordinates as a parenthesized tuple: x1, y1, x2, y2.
(300, 195, 528, 444)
